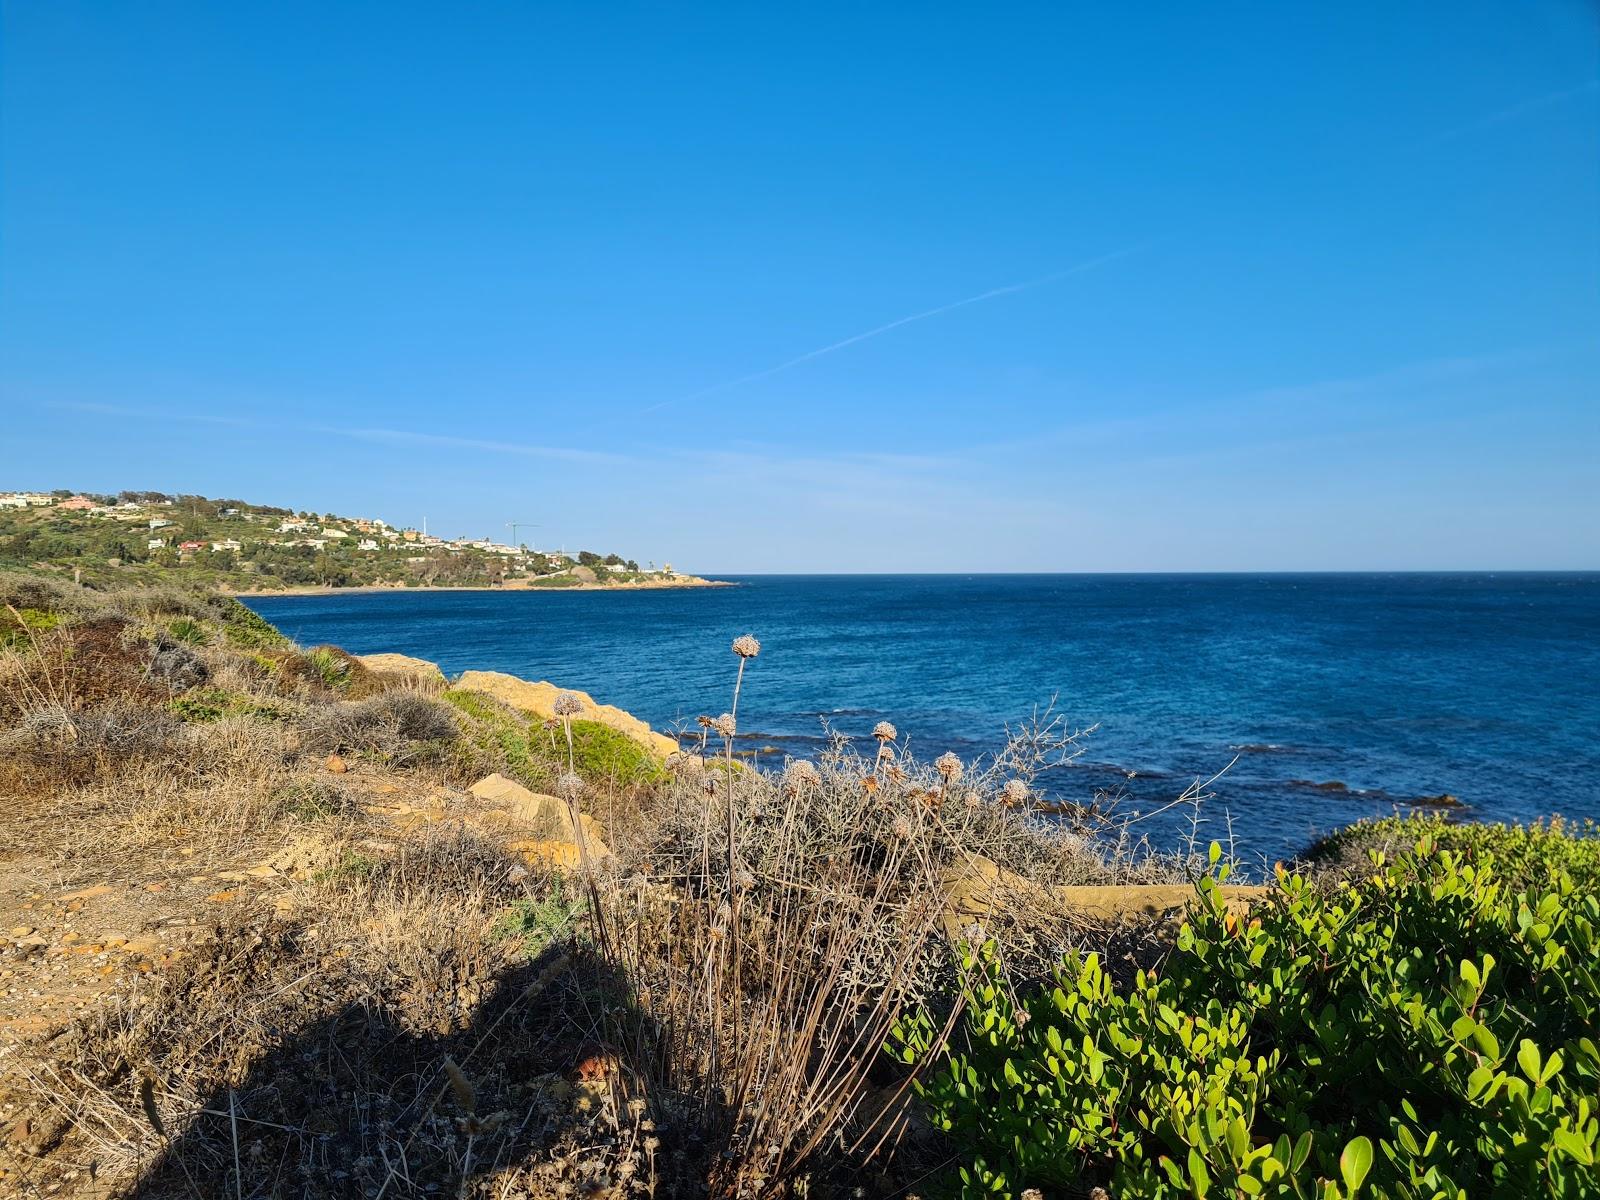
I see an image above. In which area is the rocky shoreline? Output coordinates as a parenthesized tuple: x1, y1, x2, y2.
(235, 574, 732, 596)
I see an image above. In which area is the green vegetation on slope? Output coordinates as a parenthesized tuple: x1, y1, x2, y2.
(0, 490, 652, 590)
(896, 820, 1600, 1198)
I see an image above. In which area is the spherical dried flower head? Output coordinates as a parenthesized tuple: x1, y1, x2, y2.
(711, 712, 736, 738)
(871, 720, 897, 743)
(696, 714, 715, 729)
(890, 814, 913, 839)
(1002, 778, 1030, 805)
(963, 789, 982, 810)
(934, 751, 964, 781)
(731, 634, 761, 659)
(557, 771, 584, 799)
(734, 868, 755, 890)
(553, 690, 584, 717)
(784, 759, 820, 790)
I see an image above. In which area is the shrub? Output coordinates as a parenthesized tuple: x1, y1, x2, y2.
(166, 616, 210, 646)
(217, 598, 289, 649)
(895, 832, 1600, 1198)
(441, 687, 550, 787)
(1309, 813, 1600, 892)
(0, 606, 62, 648)
(567, 718, 667, 787)
(168, 688, 288, 724)
(307, 691, 460, 765)
(494, 876, 587, 955)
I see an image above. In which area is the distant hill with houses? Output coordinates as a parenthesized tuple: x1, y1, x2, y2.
(0, 489, 694, 591)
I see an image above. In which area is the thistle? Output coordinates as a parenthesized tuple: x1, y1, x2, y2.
(553, 690, 583, 773)
(935, 752, 963, 781)
(871, 720, 897, 778)
(732, 634, 761, 659)
(711, 712, 736, 739)
(784, 759, 820, 792)
(557, 771, 584, 799)
(1002, 778, 1030, 807)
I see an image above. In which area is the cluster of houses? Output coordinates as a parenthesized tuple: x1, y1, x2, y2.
(2, 490, 621, 572)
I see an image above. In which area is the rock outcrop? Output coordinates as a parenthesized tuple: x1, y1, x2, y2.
(938, 853, 1267, 941)
(454, 671, 678, 759)
(357, 652, 447, 684)
(466, 772, 611, 868)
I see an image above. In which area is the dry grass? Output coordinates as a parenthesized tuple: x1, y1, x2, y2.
(0, 575, 1221, 1198)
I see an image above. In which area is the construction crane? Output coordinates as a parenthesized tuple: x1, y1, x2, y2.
(506, 521, 539, 551)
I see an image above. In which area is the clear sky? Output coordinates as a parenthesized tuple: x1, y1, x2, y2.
(2, 2, 1596, 571)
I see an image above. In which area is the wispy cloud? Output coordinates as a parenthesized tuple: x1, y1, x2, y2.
(45, 400, 625, 465)
(1423, 79, 1598, 146)
(636, 244, 1149, 416)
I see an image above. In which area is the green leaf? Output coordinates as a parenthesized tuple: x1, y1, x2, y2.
(1187, 1146, 1211, 1197)
(1458, 959, 1479, 989)
(1518, 1039, 1542, 1082)
(1339, 1136, 1373, 1195)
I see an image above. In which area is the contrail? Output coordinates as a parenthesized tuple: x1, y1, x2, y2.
(1424, 78, 1598, 146)
(641, 243, 1147, 415)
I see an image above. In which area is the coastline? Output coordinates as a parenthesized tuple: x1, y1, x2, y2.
(233, 575, 733, 597)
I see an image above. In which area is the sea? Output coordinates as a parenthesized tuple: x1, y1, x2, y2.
(245, 573, 1600, 864)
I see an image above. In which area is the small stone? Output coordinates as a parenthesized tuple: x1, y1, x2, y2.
(326, 754, 348, 774)
(7, 927, 33, 939)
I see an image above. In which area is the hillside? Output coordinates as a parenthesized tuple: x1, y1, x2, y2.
(0, 489, 713, 592)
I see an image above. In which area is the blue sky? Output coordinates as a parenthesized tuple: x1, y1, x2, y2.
(2, 2, 1596, 571)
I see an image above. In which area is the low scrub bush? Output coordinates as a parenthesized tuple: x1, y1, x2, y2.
(567, 717, 666, 787)
(1311, 813, 1600, 892)
(896, 830, 1600, 1198)
(306, 691, 460, 766)
(168, 687, 289, 723)
(216, 596, 290, 648)
(442, 687, 552, 787)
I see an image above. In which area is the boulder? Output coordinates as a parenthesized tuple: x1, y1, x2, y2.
(939, 854, 1062, 942)
(467, 773, 611, 864)
(939, 853, 1267, 941)
(357, 652, 447, 684)
(454, 671, 678, 759)
(1052, 882, 1267, 922)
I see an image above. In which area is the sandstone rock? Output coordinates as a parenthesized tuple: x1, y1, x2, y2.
(466, 773, 611, 864)
(939, 854, 1267, 940)
(939, 854, 1061, 942)
(1053, 883, 1267, 921)
(357, 652, 447, 684)
(454, 671, 678, 759)
(326, 754, 348, 774)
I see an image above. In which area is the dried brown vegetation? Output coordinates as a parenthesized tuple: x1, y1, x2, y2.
(0, 572, 1199, 1199)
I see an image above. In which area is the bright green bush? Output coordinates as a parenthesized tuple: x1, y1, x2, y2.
(895, 832, 1600, 1198)
(442, 687, 547, 787)
(218, 597, 290, 649)
(0, 606, 61, 648)
(567, 718, 667, 787)
(1314, 814, 1600, 893)
(166, 616, 210, 646)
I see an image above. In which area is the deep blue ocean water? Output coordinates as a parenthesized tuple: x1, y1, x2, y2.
(246, 574, 1600, 862)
